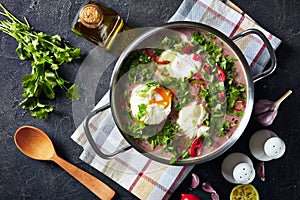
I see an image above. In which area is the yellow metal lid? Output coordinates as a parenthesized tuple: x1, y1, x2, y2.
(79, 4, 103, 28)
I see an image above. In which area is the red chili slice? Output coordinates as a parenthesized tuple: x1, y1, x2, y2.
(193, 72, 201, 80)
(204, 64, 211, 75)
(189, 138, 203, 157)
(218, 92, 225, 102)
(145, 48, 156, 57)
(215, 66, 226, 82)
(193, 53, 201, 61)
(152, 56, 158, 62)
(157, 60, 171, 65)
(181, 194, 201, 200)
(234, 99, 246, 111)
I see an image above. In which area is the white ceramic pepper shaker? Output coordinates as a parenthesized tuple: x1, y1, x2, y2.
(249, 129, 286, 161)
(221, 152, 255, 184)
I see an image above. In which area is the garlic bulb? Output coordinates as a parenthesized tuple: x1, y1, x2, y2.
(254, 90, 292, 126)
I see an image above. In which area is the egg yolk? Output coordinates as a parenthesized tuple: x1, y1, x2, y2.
(150, 87, 172, 108)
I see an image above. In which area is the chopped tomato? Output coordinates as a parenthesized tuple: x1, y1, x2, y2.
(234, 99, 246, 111)
(218, 92, 225, 102)
(193, 72, 201, 80)
(204, 64, 211, 75)
(145, 48, 156, 57)
(190, 138, 203, 157)
(152, 56, 158, 62)
(182, 47, 190, 54)
(218, 92, 225, 99)
(193, 53, 201, 61)
(215, 66, 226, 82)
(181, 194, 201, 200)
(182, 45, 197, 54)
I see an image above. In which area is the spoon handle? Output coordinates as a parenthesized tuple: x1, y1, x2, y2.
(52, 154, 115, 200)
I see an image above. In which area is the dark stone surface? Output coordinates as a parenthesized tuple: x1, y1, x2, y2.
(0, 0, 299, 199)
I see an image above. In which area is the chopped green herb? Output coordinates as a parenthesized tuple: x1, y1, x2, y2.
(181, 150, 190, 159)
(169, 157, 177, 165)
(136, 81, 160, 97)
(146, 122, 180, 149)
(191, 32, 205, 45)
(218, 120, 231, 137)
(153, 48, 164, 55)
(160, 35, 181, 48)
(173, 43, 184, 52)
(206, 33, 216, 39)
(226, 83, 246, 112)
(139, 52, 152, 64)
(200, 88, 210, 102)
(137, 104, 147, 120)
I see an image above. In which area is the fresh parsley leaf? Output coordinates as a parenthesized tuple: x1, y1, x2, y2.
(66, 84, 81, 101)
(30, 102, 54, 119)
(42, 81, 55, 99)
(0, 3, 81, 118)
(20, 97, 37, 111)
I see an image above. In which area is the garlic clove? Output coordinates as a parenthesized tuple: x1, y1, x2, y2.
(202, 182, 217, 193)
(256, 161, 265, 181)
(191, 173, 200, 189)
(211, 192, 220, 200)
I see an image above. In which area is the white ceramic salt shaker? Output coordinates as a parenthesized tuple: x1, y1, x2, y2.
(249, 129, 286, 161)
(221, 152, 255, 184)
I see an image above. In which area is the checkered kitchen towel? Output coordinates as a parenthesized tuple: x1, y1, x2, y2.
(71, 0, 281, 199)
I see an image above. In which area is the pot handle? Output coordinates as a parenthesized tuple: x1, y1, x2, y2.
(83, 103, 132, 159)
(231, 29, 277, 82)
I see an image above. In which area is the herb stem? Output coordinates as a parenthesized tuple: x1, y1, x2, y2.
(0, 4, 25, 25)
(274, 90, 292, 109)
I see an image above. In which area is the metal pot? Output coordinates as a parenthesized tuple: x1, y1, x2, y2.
(83, 22, 276, 165)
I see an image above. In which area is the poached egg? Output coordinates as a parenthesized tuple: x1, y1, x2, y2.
(156, 50, 201, 79)
(130, 83, 172, 125)
(177, 102, 209, 139)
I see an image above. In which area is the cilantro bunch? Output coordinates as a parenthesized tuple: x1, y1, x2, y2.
(0, 4, 81, 119)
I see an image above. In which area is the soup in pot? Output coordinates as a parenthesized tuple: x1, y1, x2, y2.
(113, 27, 247, 164)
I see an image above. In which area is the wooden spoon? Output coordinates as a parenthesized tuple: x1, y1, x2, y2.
(14, 125, 115, 200)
